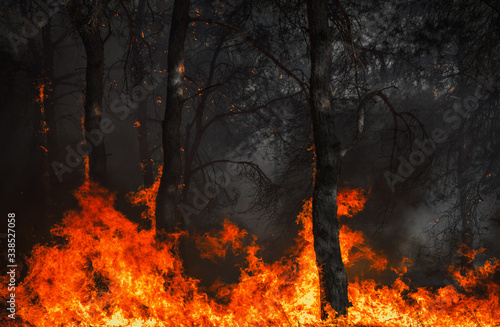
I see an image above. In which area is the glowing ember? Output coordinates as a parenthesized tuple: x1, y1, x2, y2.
(36, 83, 50, 134)
(2, 185, 499, 326)
(83, 155, 90, 181)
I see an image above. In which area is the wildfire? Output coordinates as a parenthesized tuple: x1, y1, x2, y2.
(1, 185, 499, 326)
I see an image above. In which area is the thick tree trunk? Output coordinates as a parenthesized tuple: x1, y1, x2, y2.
(80, 29, 107, 184)
(66, 0, 108, 184)
(307, 0, 350, 317)
(156, 0, 191, 232)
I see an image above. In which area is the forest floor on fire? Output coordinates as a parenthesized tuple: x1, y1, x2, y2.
(0, 183, 498, 326)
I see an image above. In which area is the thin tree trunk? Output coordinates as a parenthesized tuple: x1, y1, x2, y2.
(183, 37, 224, 199)
(458, 123, 473, 273)
(137, 104, 154, 186)
(156, 0, 191, 232)
(455, 36, 473, 274)
(28, 18, 56, 237)
(307, 0, 350, 317)
(31, 80, 50, 234)
(40, 22, 59, 193)
(130, 0, 154, 187)
(135, 45, 154, 187)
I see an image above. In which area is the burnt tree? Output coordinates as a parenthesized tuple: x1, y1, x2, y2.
(66, 0, 110, 184)
(193, 2, 353, 315)
(155, 0, 191, 232)
(307, 0, 350, 317)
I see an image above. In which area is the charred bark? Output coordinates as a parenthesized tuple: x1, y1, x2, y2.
(66, 0, 109, 184)
(80, 28, 106, 184)
(155, 0, 191, 232)
(307, 0, 350, 317)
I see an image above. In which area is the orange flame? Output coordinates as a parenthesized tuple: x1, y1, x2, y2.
(127, 173, 161, 230)
(2, 186, 499, 326)
(82, 155, 90, 181)
(337, 188, 368, 217)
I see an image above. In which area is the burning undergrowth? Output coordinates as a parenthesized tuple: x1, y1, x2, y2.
(1, 182, 499, 326)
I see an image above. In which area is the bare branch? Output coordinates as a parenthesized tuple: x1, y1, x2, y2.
(190, 17, 310, 103)
(191, 159, 273, 185)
